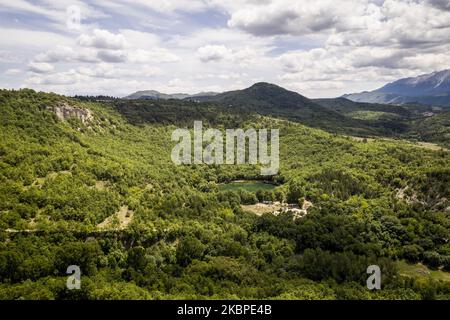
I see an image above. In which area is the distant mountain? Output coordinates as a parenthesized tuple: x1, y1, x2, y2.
(188, 91, 220, 98)
(377, 69, 450, 96)
(195, 82, 317, 107)
(194, 82, 376, 135)
(343, 70, 450, 107)
(125, 90, 189, 100)
(125, 90, 219, 100)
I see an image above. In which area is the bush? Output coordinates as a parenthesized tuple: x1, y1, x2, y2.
(176, 236, 206, 266)
(401, 244, 424, 262)
(423, 251, 442, 269)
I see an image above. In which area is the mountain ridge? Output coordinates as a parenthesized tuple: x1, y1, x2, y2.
(125, 90, 219, 100)
(183, 82, 380, 136)
(343, 70, 450, 107)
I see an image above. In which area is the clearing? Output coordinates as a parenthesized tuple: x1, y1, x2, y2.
(397, 260, 450, 282)
(97, 205, 134, 230)
(349, 136, 447, 151)
(242, 200, 312, 219)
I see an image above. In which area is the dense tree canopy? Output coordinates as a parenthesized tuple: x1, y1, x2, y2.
(0, 89, 449, 299)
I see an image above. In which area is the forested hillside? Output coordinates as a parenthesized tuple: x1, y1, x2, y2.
(0, 89, 449, 300)
(190, 82, 377, 136)
(315, 98, 450, 147)
(188, 83, 450, 146)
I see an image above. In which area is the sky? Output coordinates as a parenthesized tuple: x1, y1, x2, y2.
(0, 0, 450, 98)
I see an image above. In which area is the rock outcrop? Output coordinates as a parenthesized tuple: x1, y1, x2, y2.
(48, 103, 93, 123)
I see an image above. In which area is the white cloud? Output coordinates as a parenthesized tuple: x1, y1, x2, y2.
(34, 46, 74, 63)
(128, 49, 179, 63)
(0, 0, 107, 32)
(26, 69, 84, 85)
(34, 46, 99, 63)
(227, 0, 365, 36)
(115, 0, 210, 14)
(0, 28, 72, 49)
(0, 50, 22, 63)
(77, 29, 128, 50)
(28, 62, 55, 74)
(1, 0, 450, 98)
(194, 72, 247, 80)
(196, 44, 270, 69)
(96, 50, 127, 63)
(324, 0, 450, 49)
(77, 63, 162, 78)
(4, 68, 22, 76)
(197, 45, 231, 62)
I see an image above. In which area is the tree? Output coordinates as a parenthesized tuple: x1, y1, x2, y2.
(176, 236, 205, 266)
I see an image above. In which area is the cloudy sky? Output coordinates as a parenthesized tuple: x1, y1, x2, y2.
(1, 0, 449, 98)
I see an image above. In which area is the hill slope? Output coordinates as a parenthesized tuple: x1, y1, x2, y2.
(314, 97, 450, 146)
(0, 89, 449, 300)
(192, 82, 375, 135)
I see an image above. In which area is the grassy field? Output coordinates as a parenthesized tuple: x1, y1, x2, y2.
(219, 180, 277, 192)
(348, 110, 401, 121)
(397, 260, 450, 282)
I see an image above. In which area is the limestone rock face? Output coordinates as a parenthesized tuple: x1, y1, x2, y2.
(48, 103, 93, 123)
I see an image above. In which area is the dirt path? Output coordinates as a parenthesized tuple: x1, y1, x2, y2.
(97, 205, 134, 230)
(1, 206, 134, 234)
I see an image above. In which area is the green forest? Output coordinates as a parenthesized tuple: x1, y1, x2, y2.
(0, 88, 449, 300)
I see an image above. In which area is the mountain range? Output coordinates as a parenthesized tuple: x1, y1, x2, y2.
(125, 90, 219, 100)
(187, 82, 375, 135)
(121, 81, 449, 145)
(343, 70, 450, 107)
(125, 82, 369, 133)
(126, 70, 450, 107)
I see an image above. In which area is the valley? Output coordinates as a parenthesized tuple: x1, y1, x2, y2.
(0, 87, 449, 300)
(1, 0, 449, 305)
